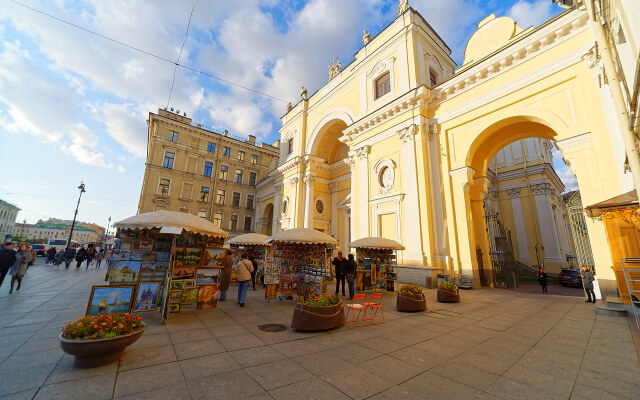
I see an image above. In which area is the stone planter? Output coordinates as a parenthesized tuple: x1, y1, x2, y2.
(59, 324, 145, 368)
(291, 300, 345, 331)
(397, 292, 427, 312)
(437, 288, 460, 303)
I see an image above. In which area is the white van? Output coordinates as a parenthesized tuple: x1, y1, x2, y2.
(47, 238, 78, 251)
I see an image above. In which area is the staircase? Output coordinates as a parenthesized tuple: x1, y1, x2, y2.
(514, 261, 538, 276)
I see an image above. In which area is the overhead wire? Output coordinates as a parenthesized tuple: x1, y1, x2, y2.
(166, 0, 198, 109)
(7, 0, 288, 103)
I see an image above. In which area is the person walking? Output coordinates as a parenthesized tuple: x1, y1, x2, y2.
(75, 247, 87, 269)
(86, 245, 95, 267)
(248, 254, 258, 291)
(95, 249, 105, 269)
(234, 252, 254, 307)
(580, 265, 596, 303)
(54, 248, 65, 269)
(64, 247, 76, 269)
(46, 246, 56, 265)
(219, 249, 234, 301)
(345, 253, 358, 300)
(538, 267, 548, 293)
(332, 251, 346, 296)
(0, 242, 17, 288)
(10, 244, 33, 293)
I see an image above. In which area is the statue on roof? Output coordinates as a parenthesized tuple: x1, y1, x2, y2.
(362, 30, 371, 45)
(300, 86, 307, 100)
(286, 102, 292, 112)
(328, 56, 342, 81)
(396, 0, 408, 15)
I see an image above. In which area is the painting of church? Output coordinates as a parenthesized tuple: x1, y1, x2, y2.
(133, 282, 160, 312)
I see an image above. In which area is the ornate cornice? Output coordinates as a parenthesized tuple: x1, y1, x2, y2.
(397, 124, 417, 144)
(507, 188, 521, 199)
(354, 145, 371, 160)
(303, 175, 317, 187)
(531, 183, 553, 195)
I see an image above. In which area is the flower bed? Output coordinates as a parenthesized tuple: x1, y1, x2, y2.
(437, 281, 460, 303)
(397, 284, 426, 312)
(62, 313, 144, 340)
(291, 294, 345, 331)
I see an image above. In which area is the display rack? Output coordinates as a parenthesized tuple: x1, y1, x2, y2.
(350, 237, 404, 293)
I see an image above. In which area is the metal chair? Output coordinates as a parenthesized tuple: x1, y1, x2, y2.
(363, 292, 385, 325)
(345, 293, 368, 327)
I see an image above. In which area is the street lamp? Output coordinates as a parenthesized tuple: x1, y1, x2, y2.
(67, 182, 86, 248)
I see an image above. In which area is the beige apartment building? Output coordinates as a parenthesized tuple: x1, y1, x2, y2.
(137, 109, 280, 235)
(13, 222, 99, 244)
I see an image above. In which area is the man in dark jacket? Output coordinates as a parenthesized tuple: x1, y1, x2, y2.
(332, 251, 346, 296)
(46, 247, 57, 265)
(0, 242, 17, 287)
(64, 247, 76, 269)
(75, 247, 87, 269)
(345, 253, 358, 300)
(580, 265, 596, 303)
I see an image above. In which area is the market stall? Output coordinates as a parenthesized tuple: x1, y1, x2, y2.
(264, 228, 338, 301)
(350, 237, 404, 292)
(227, 233, 270, 288)
(105, 210, 228, 322)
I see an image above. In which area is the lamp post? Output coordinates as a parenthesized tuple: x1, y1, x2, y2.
(103, 216, 111, 246)
(67, 182, 86, 248)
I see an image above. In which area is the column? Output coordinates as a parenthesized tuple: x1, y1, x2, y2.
(355, 146, 370, 238)
(426, 122, 446, 266)
(329, 182, 338, 239)
(348, 156, 357, 243)
(531, 183, 559, 260)
(449, 167, 477, 285)
(254, 197, 260, 233)
(398, 125, 424, 263)
(289, 177, 299, 229)
(303, 174, 316, 228)
(272, 186, 281, 236)
(507, 187, 530, 261)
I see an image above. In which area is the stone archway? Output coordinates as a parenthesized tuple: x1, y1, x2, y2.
(260, 203, 274, 235)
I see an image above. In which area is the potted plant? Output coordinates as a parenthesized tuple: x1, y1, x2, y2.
(397, 284, 427, 311)
(291, 294, 345, 331)
(59, 313, 145, 368)
(437, 281, 460, 303)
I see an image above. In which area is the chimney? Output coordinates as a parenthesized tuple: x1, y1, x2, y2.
(247, 135, 256, 145)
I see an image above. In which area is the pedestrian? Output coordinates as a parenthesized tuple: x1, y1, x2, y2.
(234, 252, 254, 307)
(29, 246, 37, 266)
(54, 248, 65, 269)
(46, 246, 56, 265)
(86, 245, 95, 266)
(0, 242, 17, 288)
(538, 267, 548, 293)
(345, 253, 358, 300)
(580, 265, 596, 303)
(76, 247, 87, 269)
(219, 249, 234, 301)
(64, 246, 76, 269)
(96, 248, 105, 269)
(332, 251, 346, 296)
(10, 244, 33, 293)
(248, 254, 258, 291)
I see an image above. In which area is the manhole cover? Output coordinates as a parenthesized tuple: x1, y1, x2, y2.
(257, 323, 288, 332)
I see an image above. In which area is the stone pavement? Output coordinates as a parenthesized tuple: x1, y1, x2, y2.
(1, 258, 639, 400)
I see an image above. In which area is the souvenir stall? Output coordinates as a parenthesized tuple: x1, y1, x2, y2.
(108, 211, 228, 322)
(264, 228, 338, 301)
(350, 237, 404, 292)
(227, 233, 270, 287)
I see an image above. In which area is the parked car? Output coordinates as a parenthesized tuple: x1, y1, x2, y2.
(558, 268, 583, 287)
(32, 244, 47, 256)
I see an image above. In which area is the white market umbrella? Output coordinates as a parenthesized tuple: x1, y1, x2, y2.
(267, 228, 338, 245)
(114, 210, 228, 238)
(349, 237, 405, 250)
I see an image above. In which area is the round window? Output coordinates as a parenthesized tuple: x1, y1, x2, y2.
(379, 166, 393, 188)
(315, 200, 324, 214)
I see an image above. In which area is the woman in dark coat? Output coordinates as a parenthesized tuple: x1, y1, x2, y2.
(538, 267, 548, 293)
(75, 247, 87, 269)
(219, 249, 235, 301)
(10, 244, 33, 293)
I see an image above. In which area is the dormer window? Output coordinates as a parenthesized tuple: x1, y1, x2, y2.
(429, 70, 438, 87)
(287, 138, 294, 155)
(375, 73, 391, 99)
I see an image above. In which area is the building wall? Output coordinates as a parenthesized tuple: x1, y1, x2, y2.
(138, 109, 279, 236)
(13, 223, 99, 244)
(0, 200, 20, 240)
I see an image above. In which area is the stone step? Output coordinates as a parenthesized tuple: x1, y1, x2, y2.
(606, 295, 623, 306)
(594, 305, 627, 317)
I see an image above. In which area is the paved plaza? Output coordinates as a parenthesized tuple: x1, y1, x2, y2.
(1, 259, 639, 400)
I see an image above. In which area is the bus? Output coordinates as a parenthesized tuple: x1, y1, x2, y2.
(47, 238, 79, 251)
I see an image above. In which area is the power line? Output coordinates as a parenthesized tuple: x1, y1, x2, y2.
(0, 192, 136, 202)
(167, 0, 198, 110)
(7, 0, 288, 103)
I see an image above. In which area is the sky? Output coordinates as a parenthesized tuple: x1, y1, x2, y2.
(0, 0, 573, 230)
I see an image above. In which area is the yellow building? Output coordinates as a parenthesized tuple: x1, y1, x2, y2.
(255, 2, 637, 298)
(137, 109, 280, 235)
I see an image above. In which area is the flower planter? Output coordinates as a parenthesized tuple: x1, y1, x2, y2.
(291, 300, 345, 331)
(437, 288, 460, 303)
(396, 292, 426, 312)
(59, 324, 145, 368)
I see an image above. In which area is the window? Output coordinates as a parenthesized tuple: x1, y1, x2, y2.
(249, 172, 257, 186)
(197, 210, 207, 218)
(375, 72, 391, 99)
(243, 216, 252, 231)
(203, 161, 213, 177)
(228, 214, 238, 230)
(235, 169, 243, 184)
(219, 165, 229, 180)
(216, 189, 225, 205)
(169, 131, 178, 142)
(213, 212, 223, 227)
(232, 192, 241, 207)
(251, 154, 258, 164)
(207, 142, 216, 153)
(246, 195, 254, 209)
(287, 138, 294, 155)
(158, 178, 170, 196)
(223, 147, 231, 157)
(162, 152, 175, 169)
(429, 70, 438, 87)
(200, 186, 210, 202)
(181, 183, 193, 199)
(237, 150, 245, 161)
(185, 157, 196, 173)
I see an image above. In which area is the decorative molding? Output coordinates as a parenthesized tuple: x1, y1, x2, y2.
(397, 124, 417, 144)
(303, 175, 317, 187)
(507, 188, 521, 199)
(328, 182, 338, 192)
(289, 177, 299, 187)
(582, 45, 601, 69)
(531, 183, 553, 195)
(355, 145, 371, 160)
(346, 156, 357, 169)
(374, 159, 397, 195)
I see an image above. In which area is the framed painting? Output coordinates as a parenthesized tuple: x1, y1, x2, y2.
(141, 262, 155, 273)
(139, 241, 154, 251)
(196, 268, 218, 285)
(182, 279, 196, 289)
(133, 282, 161, 312)
(203, 248, 225, 267)
(171, 267, 195, 280)
(155, 252, 171, 263)
(170, 280, 183, 290)
(174, 247, 202, 266)
(265, 284, 277, 300)
(110, 250, 130, 261)
(142, 252, 156, 262)
(154, 262, 170, 273)
(169, 290, 182, 303)
(129, 250, 144, 261)
(181, 288, 199, 304)
(197, 285, 219, 309)
(106, 261, 141, 284)
(168, 303, 181, 313)
(86, 285, 135, 316)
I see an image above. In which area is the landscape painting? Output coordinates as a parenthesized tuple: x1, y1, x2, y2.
(106, 261, 141, 284)
(155, 252, 171, 263)
(175, 247, 201, 266)
(86, 285, 135, 316)
(196, 268, 218, 285)
(171, 267, 195, 280)
(197, 285, 219, 309)
(203, 249, 225, 267)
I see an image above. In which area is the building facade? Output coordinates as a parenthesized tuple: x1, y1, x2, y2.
(0, 199, 20, 241)
(254, 2, 636, 298)
(13, 222, 99, 244)
(137, 109, 280, 236)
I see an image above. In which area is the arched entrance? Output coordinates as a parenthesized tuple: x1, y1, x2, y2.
(260, 203, 273, 235)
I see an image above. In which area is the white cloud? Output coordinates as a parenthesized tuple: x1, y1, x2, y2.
(62, 123, 110, 167)
(116, 165, 126, 173)
(93, 102, 150, 157)
(507, 0, 557, 29)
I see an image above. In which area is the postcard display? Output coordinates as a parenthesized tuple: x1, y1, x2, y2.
(265, 243, 333, 300)
(231, 244, 267, 287)
(355, 248, 398, 292)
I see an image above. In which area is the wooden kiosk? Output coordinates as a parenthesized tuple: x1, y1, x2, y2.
(350, 237, 404, 292)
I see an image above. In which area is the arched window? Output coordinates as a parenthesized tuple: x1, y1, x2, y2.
(375, 73, 390, 99)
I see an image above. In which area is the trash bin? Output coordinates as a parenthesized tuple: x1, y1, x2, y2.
(425, 276, 432, 288)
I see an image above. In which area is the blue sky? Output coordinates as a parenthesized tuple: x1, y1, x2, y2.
(0, 0, 572, 228)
